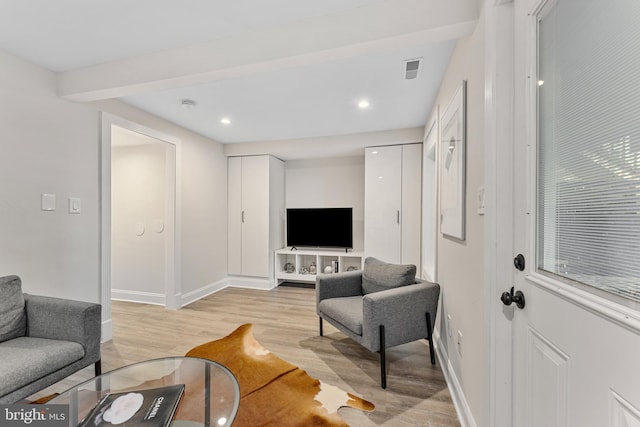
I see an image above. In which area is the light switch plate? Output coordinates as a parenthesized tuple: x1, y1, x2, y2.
(41, 194, 56, 211)
(477, 187, 485, 215)
(68, 197, 81, 214)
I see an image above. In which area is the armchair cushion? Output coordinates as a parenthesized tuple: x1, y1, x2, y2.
(362, 257, 416, 295)
(318, 296, 363, 335)
(0, 275, 27, 343)
(0, 337, 85, 397)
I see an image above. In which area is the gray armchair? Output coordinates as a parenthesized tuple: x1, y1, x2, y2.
(0, 275, 101, 403)
(316, 258, 440, 388)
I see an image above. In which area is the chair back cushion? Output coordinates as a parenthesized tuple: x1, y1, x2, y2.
(362, 257, 416, 295)
(0, 275, 27, 343)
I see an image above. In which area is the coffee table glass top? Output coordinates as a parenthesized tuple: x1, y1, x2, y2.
(49, 357, 239, 427)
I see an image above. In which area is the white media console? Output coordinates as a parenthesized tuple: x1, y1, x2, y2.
(274, 247, 364, 284)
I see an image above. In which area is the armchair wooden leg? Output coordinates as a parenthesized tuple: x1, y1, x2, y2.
(95, 360, 102, 376)
(319, 317, 324, 336)
(379, 324, 386, 389)
(426, 312, 436, 365)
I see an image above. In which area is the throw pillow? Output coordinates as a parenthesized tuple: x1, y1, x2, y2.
(0, 275, 27, 342)
(362, 257, 416, 294)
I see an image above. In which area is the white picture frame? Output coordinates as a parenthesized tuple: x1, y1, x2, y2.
(440, 80, 466, 240)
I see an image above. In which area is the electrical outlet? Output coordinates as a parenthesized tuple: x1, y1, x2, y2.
(447, 314, 453, 338)
(457, 330, 463, 357)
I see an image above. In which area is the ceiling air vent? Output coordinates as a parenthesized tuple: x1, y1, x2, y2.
(403, 58, 422, 80)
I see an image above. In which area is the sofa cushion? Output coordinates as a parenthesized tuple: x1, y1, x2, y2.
(0, 275, 27, 343)
(0, 337, 85, 397)
(361, 257, 416, 295)
(319, 296, 363, 335)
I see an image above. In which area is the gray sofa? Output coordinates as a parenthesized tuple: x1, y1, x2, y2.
(316, 257, 440, 388)
(0, 275, 101, 403)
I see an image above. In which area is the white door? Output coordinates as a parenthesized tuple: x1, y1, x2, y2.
(240, 156, 270, 277)
(365, 145, 402, 263)
(228, 157, 243, 275)
(401, 143, 422, 269)
(504, 1, 640, 426)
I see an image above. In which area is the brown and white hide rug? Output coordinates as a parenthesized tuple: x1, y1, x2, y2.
(185, 323, 374, 427)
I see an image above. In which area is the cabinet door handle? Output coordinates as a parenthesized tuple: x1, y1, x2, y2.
(397, 210, 400, 224)
(242, 211, 245, 223)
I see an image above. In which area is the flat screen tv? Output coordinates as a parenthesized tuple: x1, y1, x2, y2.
(286, 208, 353, 249)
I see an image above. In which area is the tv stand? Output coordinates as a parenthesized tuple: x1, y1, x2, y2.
(274, 247, 364, 284)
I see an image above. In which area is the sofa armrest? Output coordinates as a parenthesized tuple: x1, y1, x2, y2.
(316, 270, 363, 314)
(361, 281, 440, 350)
(23, 294, 101, 363)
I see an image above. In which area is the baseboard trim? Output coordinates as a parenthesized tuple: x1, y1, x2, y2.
(101, 318, 113, 343)
(181, 278, 229, 307)
(433, 329, 477, 427)
(111, 289, 165, 306)
(228, 276, 276, 290)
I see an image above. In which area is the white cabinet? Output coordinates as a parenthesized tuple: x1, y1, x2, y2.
(274, 248, 364, 284)
(228, 155, 284, 283)
(364, 144, 421, 269)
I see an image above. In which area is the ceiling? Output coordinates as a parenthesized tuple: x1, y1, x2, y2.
(0, 0, 479, 150)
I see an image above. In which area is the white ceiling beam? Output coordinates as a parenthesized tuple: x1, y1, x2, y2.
(223, 127, 425, 161)
(58, 0, 478, 101)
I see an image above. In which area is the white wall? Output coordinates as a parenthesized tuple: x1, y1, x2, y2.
(428, 12, 486, 427)
(0, 50, 100, 302)
(0, 48, 228, 307)
(111, 143, 167, 296)
(285, 157, 365, 251)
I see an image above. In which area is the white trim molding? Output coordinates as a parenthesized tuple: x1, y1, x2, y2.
(180, 279, 230, 307)
(111, 290, 167, 306)
(433, 329, 478, 427)
(228, 276, 276, 290)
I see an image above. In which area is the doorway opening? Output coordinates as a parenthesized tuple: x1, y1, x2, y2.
(100, 113, 181, 341)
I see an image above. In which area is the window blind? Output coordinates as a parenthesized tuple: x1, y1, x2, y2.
(537, 0, 640, 302)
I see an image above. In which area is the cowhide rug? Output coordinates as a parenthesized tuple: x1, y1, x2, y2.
(185, 323, 374, 427)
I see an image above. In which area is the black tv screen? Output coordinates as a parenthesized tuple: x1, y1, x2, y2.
(286, 208, 353, 249)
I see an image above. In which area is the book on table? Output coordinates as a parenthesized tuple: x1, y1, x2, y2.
(78, 384, 185, 427)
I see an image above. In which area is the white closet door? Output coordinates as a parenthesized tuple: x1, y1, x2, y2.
(240, 156, 270, 277)
(401, 144, 422, 268)
(365, 146, 402, 263)
(227, 157, 243, 275)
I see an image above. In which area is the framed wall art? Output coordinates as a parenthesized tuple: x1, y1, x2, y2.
(440, 80, 467, 240)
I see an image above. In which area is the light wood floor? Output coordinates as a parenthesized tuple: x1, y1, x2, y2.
(28, 285, 460, 427)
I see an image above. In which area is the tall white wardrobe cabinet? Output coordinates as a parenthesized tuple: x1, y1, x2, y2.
(364, 144, 422, 270)
(228, 155, 284, 287)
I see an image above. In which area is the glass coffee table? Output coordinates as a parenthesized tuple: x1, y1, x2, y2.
(49, 357, 239, 427)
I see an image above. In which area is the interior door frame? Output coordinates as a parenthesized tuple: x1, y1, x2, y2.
(422, 111, 438, 282)
(99, 112, 182, 341)
(484, 1, 516, 427)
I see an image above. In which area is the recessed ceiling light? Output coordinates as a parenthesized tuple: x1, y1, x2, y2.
(181, 99, 196, 109)
(220, 118, 231, 125)
(358, 100, 370, 109)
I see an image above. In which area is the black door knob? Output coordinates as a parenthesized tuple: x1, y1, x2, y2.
(500, 286, 525, 309)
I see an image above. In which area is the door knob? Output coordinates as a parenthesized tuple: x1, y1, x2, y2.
(500, 286, 525, 309)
